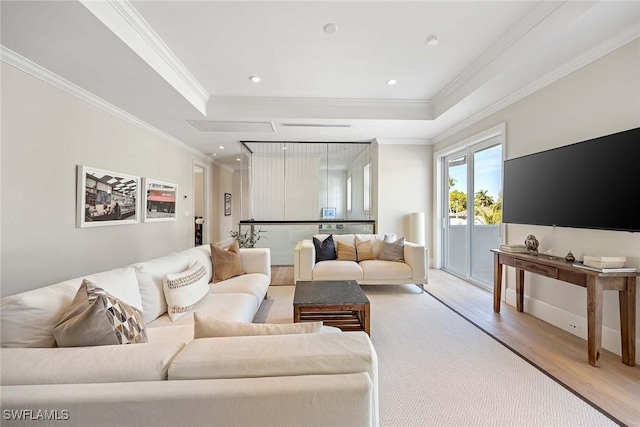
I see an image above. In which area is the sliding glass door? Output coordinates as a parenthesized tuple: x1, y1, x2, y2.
(443, 139, 502, 289)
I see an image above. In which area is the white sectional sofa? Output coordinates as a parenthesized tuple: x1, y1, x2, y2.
(0, 244, 379, 427)
(294, 233, 429, 292)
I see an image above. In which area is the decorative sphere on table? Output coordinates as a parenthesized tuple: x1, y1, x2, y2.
(525, 235, 539, 254)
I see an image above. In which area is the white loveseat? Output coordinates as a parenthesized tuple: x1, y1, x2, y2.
(294, 234, 428, 292)
(0, 244, 379, 427)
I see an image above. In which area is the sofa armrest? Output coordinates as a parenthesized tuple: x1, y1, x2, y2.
(294, 239, 316, 281)
(1, 375, 375, 427)
(404, 242, 428, 282)
(239, 248, 271, 280)
(169, 331, 378, 427)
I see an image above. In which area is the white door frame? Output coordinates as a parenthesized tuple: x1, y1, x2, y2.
(193, 160, 210, 245)
(433, 122, 506, 270)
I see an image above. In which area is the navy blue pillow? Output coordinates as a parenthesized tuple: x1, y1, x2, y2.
(313, 235, 337, 263)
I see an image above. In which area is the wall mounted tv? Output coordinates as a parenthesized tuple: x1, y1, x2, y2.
(502, 127, 640, 233)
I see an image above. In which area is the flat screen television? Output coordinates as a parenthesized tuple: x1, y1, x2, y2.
(502, 127, 640, 233)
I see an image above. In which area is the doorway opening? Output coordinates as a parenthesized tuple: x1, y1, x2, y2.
(194, 164, 206, 246)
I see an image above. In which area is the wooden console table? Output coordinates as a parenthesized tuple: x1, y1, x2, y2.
(492, 249, 637, 367)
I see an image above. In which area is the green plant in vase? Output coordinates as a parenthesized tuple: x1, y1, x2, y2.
(229, 226, 267, 248)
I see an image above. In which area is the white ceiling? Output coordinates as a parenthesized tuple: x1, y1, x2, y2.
(1, 1, 638, 168)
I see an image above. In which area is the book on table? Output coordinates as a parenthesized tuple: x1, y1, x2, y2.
(573, 263, 637, 273)
(582, 255, 626, 269)
(499, 244, 528, 253)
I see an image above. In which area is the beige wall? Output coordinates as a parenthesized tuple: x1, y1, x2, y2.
(0, 64, 213, 296)
(434, 39, 640, 354)
(376, 144, 432, 245)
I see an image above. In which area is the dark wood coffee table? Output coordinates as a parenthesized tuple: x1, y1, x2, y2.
(293, 280, 370, 335)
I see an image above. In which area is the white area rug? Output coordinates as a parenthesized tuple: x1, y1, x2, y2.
(255, 284, 619, 427)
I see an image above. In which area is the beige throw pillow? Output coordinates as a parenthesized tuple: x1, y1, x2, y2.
(194, 312, 323, 338)
(336, 241, 357, 261)
(356, 240, 375, 261)
(210, 241, 244, 282)
(53, 279, 147, 347)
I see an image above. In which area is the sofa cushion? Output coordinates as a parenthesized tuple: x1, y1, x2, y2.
(168, 332, 376, 381)
(178, 245, 214, 284)
(85, 267, 144, 312)
(131, 252, 191, 323)
(53, 280, 148, 347)
(194, 313, 323, 338)
(211, 241, 244, 282)
(0, 280, 79, 348)
(378, 236, 406, 262)
(0, 342, 184, 385)
(336, 241, 357, 262)
(314, 234, 355, 247)
(312, 260, 363, 281)
(313, 234, 337, 262)
(163, 261, 210, 321)
(360, 260, 413, 280)
(146, 293, 260, 344)
(209, 273, 270, 305)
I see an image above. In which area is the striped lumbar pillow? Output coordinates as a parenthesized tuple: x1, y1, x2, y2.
(163, 261, 210, 321)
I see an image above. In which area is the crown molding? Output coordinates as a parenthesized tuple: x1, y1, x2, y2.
(79, 0, 209, 116)
(209, 96, 432, 111)
(434, 2, 564, 109)
(1, 46, 213, 163)
(433, 24, 640, 144)
(375, 138, 432, 146)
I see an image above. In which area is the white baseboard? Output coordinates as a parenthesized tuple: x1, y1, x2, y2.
(505, 289, 639, 359)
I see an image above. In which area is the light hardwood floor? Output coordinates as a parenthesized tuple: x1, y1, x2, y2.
(271, 266, 640, 427)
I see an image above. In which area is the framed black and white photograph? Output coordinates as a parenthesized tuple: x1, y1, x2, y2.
(143, 178, 177, 222)
(77, 165, 140, 228)
(224, 193, 231, 216)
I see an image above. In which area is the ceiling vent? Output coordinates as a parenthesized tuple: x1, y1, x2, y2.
(280, 123, 352, 128)
(188, 120, 276, 133)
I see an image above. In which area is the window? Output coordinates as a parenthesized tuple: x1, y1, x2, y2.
(363, 163, 370, 212)
(346, 175, 352, 212)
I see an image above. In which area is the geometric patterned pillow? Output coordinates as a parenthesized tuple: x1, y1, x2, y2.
(163, 261, 210, 322)
(53, 279, 147, 347)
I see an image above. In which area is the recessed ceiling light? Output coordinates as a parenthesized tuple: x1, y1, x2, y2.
(219, 146, 225, 150)
(236, 158, 241, 162)
(426, 35, 438, 47)
(249, 75, 261, 83)
(323, 23, 338, 34)
(387, 79, 397, 85)
(207, 153, 217, 157)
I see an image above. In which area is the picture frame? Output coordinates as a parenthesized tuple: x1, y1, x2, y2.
(143, 178, 178, 222)
(77, 165, 140, 228)
(224, 193, 231, 216)
(321, 207, 336, 219)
